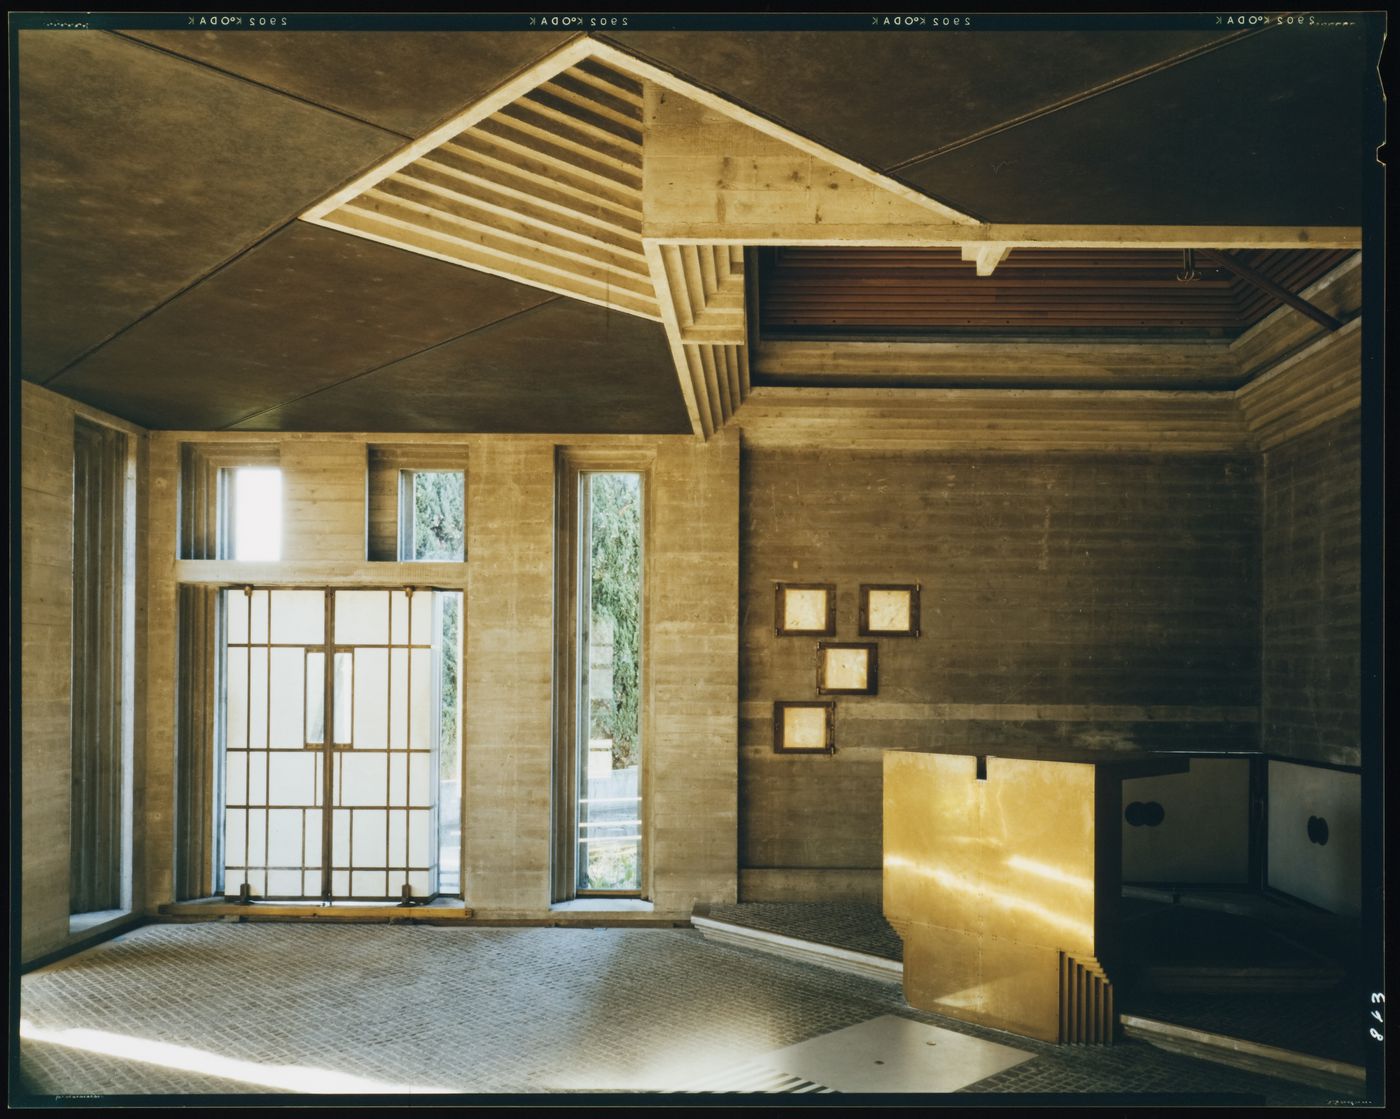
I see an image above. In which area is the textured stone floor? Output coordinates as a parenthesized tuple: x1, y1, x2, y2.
(17, 922, 1346, 1102)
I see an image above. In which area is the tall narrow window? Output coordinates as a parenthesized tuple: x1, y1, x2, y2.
(71, 418, 132, 919)
(555, 457, 647, 899)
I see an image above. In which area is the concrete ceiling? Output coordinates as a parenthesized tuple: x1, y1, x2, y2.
(15, 23, 1375, 432)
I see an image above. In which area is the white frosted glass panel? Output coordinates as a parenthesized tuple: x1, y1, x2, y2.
(333, 652, 353, 745)
(331, 810, 351, 864)
(867, 589, 912, 632)
(249, 590, 270, 644)
(387, 811, 407, 868)
(303, 812, 322, 867)
(248, 649, 269, 748)
(267, 870, 302, 896)
(335, 590, 389, 645)
(303, 871, 319, 897)
(351, 871, 387, 898)
(225, 590, 249, 644)
(407, 810, 430, 866)
(390, 591, 410, 646)
(267, 810, 304, 866)
(340, 753, 388, 807)
(352, 809, 388, 867)
(408, 753, 432, 808)
(822, 647, 870, 690)
(270, 590, 325, 645)
(245, 870, 267, 897)
(410, 591, 433, 646)
(233, 469, 282, 561)
(408, 649, 432, 748)
(312, 753, 324, 807)
(388, 754, 408, 806)
(353, 648, 389, 749)
(248, 752, 268, 805)
(408, 871, 432, 897)
(389, 651, 409, 748)
(305, 651, 324, 745)
(331, 870, 350, 895)
(783, 587, 828, 632)
(245, 809, 267, 866)
(225, 651, 249, 749)
(225, 751, 248, 806)
(268, 751, 316, 807)
(224, 810, 247, 868)
(268, 648, 304, 747)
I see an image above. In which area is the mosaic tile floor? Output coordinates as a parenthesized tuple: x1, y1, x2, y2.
(17, 922, 1348, 1103)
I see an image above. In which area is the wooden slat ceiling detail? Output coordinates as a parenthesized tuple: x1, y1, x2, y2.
(1237, 318, 1361, 450)
(310, 58, 660, 320)
(649, 242, 750, 438)
(758, 247, 1355, 337)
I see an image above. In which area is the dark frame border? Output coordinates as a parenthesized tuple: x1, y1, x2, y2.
(774, 581, 836, 637)
(773, 700, 836, 754)
(858, 583, 921, 638)
(816, 641, 878, 696)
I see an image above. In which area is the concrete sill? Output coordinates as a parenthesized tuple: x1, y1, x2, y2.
(160, 898, 472, 920)
(550, 899, 655, 913)
(68, 909, 130, 936)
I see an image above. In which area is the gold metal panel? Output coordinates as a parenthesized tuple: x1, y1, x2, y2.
(884, 752, 986, 939)
(900, 925, 1061, 1043)
(984, 756, 1098, 957)
(884, 750, 1117, 1043)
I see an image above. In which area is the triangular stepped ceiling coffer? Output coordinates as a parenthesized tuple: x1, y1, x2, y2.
(301, 36, 973, 439)
(301, 36, 1358, 441)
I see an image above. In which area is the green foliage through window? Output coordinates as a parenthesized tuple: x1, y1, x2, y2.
(411, 471, 464, 561)
(587, 473, 641, 770)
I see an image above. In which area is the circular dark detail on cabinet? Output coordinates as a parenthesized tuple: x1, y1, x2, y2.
(1125, 801, 1165, 828)
(1307, 815, 1330, 845)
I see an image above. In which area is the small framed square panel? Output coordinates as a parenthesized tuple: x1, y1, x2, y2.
(775, 582, 836, 637)
(859, 584, 920, 638)
(817, 642, 878, 696)
(774, 701, 836, 754)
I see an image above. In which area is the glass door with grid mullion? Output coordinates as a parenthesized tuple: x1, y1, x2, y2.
(221, 587, 447, 902)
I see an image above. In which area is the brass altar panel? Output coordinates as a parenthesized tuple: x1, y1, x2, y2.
(901, 924, 1062, 1043)
(884, 750, 1115, 1043)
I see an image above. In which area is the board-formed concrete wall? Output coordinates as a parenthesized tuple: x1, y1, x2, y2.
(1261, 410, 1361, 768)
(738, 447, 1261, 897)
(131, 429, 738, 925)
(20, 383, 147, 964)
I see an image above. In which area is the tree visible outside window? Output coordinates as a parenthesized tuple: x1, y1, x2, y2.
(408, 471, 464, 561)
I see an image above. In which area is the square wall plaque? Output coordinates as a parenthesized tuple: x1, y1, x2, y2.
(859, 584, 921, 638)
(775, 582, 836, 637)
(774, 701, 836, 754)
(817, 642, 878, 696)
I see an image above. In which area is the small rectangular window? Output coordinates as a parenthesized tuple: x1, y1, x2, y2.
(399, 470, 465, 562)
(366, 445, 467, 562)
(222, 466, 283, 561)
(179, 443, 279, 560)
